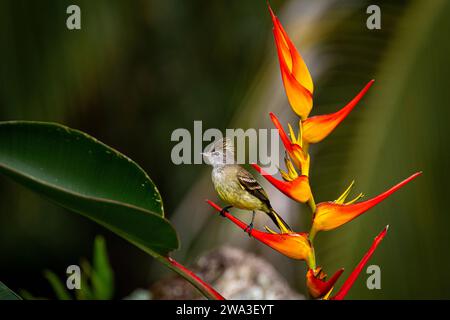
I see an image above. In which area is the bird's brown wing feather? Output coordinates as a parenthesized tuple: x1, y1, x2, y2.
(237, 169, 270, 206)
(237, 167, 292, 232)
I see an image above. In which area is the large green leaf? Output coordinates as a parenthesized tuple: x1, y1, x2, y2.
(0, 121, 178, 256)
(0, 281, 22, 300)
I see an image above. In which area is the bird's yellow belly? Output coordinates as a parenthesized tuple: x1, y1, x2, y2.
(214, 180, 264, 211)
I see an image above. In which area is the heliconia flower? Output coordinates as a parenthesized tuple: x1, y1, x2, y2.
(310, 172, 422, 240)
(302, 80, 375, 144)
(269, 5, 314, 120)
(251, 163, 312, 203)
(270, 112, 310, 175)
(306, 267, 344, 299)
(206, 200, 316, 269)
(330, 226, 388, 300)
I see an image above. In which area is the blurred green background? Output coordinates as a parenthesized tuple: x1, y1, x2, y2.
(0, 0, 449, 299)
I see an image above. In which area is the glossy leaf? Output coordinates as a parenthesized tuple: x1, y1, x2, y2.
(0, 121, 179, 257)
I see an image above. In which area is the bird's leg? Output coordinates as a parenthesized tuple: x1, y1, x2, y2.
(220, 205, 233, 217)
(244, 211, 256, 236)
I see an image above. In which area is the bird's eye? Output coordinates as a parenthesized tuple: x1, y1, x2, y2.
(212, 151, 219, 156)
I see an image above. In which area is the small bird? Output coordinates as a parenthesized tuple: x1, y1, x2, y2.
(202, 138, 292, 234)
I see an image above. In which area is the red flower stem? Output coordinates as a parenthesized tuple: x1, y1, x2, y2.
(332, 226, 388, 300)
(157, 256, 225, 300)
(206, 199, 317, 269)
(206, 199, 252, 231)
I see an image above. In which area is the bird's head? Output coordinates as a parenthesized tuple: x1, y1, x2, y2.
(202, 137, 235, 166)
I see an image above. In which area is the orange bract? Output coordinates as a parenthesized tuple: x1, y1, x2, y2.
(251, 163, 312, 203)
(202, 4, 422, 301)
(269, 6, 313, 119)
(302, 80, 374, 144)
(306, 267, 344, 299)
(206, 200, 316, 269)
(311, 172, 422, 239)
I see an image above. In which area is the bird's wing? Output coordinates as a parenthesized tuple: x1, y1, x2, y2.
(237, 168, 270, 206)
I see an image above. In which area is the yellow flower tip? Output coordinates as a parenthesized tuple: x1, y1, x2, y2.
(264, 225, 279, 234)
(283, 154, 299, 181)
(346, 192, 364, 205)
(273, 213, 293, 234)
(279, 168, 291, 182)
(287, 123, 302, 147)
(335, 180, 357, 204)
(290, 144, 310, 176)
(334, 181, 364, 205)
(322, 288, 334, 300)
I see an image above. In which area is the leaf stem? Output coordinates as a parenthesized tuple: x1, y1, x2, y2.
(157, 256, 224, 300)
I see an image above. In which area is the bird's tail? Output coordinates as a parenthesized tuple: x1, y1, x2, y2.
(267, 208, 293, 234)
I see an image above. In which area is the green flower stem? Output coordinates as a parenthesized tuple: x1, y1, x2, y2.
(307, 194, 316, 213)
(307, 246, 317, 270)
(309, 227, 317, 245)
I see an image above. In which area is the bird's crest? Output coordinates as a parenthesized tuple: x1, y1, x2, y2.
(209, 137, 235, 155)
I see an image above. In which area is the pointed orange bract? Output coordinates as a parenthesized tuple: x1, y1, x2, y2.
(252, 163, 312, 203)
(302, 80, 374, 144)
(310, 172, 421, 239)
(306, 267, 344, 299)
(269, 5, 314, 119)
(198, 5, 422, 301)
(206, 200, 316, 269)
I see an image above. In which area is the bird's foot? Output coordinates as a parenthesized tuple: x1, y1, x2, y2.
(219, 206, 232, 217)
(244, 223, 254, 237)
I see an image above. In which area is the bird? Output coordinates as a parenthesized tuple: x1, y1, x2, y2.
(202, 137, 292, 234)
